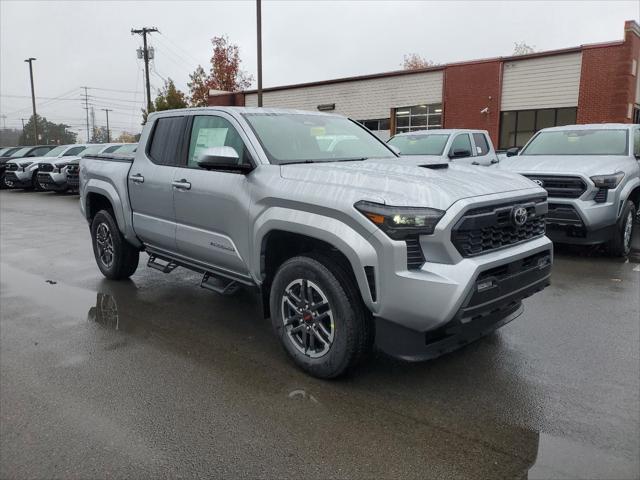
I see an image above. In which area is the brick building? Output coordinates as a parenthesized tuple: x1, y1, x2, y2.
(209, 20, 640, 149)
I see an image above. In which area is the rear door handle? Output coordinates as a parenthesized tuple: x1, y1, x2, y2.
(129, 173, 144, 184)
(172, 179, 191, 190)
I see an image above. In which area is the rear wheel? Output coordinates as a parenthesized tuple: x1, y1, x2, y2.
(607, 200, 636, 257)
(269, 255, 372, 378)
(91, 210, 139, 280)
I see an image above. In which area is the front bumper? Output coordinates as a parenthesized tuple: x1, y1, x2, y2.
(545, 200, 618, 245)
(4, 170, 34, 189)
(37, 172, 69, 192)
(375, 248, 551, 360)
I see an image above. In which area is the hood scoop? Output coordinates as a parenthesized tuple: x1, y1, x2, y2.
(419, 163, 449, 170)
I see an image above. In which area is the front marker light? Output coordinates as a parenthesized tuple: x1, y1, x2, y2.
(355, 201, 445, 240)
(590, 172, 624, 189)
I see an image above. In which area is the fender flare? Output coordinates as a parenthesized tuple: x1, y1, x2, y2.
(620, 176, 640, 215)
(84, 179, 142, 248)
(252, 207, 379, 311)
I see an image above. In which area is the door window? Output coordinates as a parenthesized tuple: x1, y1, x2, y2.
(30, 147, 53, 157)
(472, 133, 490, 156)
(187, 116, 251, 168)
(634, 129, 640, 157)
(450, 134, 472, 157)
(148, 116, 185, 166)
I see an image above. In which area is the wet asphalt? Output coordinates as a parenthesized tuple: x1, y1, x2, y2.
(0, 190, 638, 480)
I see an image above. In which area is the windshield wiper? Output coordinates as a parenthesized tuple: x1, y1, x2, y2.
(282, 157, 368, 165)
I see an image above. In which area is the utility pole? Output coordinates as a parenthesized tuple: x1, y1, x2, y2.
(24, 58, 38, 142)
(102, 108, 112, 143)
(21, 118, 26, 132)
(256, 0, 263, 107)
(1, 114, 6, 129)
(131, 27, 158, 112)
(82, 86, 90, 143)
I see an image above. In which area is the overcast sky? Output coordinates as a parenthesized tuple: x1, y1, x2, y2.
(1, 0, 638, 140)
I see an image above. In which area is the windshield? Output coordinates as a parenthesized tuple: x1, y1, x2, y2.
(80, 145, 104, 156)
(46, 146, 68, 157)
(242, 113, 396, 164)
(521, 129, 629, 156)
(1, 147, 21, 156)
(10, 147, 31, 157)
(113, 143, 137, 154)
(388, 134, 450, 155)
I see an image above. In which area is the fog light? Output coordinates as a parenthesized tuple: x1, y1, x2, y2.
(537, 256, 551, 269)
(477, 279, 495, 292)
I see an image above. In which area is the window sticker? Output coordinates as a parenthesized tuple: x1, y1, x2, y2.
(193, 127, 228, 160)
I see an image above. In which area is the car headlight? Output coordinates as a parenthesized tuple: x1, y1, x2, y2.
(591, 172, 624, 189)
(355, 201, 445, 239)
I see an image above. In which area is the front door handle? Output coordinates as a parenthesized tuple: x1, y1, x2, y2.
(172, 179, 191, 190)
(129, 173, 144, 184)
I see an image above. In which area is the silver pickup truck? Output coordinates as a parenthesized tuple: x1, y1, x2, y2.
(498, 124, 640, 256)
(80, 107, 552, 378)
(387, 129, 500, 166)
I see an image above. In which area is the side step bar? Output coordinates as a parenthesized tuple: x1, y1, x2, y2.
(200, 272, 241, 295)
(147, 254, 178, 273)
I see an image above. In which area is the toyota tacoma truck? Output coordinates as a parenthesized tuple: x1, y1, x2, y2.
(498, 124, 640, 256)
(80, 107, 552, 378)
(387, 129, 500, 166)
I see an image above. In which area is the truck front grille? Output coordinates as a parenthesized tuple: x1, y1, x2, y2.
(38, 163, 54, 172)
(523, 175, 586, 198)
(406, 237, 425, 269)
(452, 197, 547, 257)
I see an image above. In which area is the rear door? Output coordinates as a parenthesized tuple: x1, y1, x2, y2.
(172, 113, 255, 278)
(128, 115, 187, 254)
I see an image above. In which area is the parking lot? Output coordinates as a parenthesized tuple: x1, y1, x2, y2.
(0, 189, 638, 479)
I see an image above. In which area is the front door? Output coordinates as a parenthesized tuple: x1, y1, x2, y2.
(172, 114, 255, 278)
(128, 115, 186, 253)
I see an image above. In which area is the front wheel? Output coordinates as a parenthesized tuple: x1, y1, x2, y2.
(90, 210, 139, 280)
(269, 255, 373, 378)
(607, 200, 636, 257)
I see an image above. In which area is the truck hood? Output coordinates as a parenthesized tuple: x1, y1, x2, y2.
(497, 155, 631, 177)
(280, 157, 541, 210)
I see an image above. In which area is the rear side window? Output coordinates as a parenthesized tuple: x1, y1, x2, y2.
(149, 116, 185, 166)
(473, 133, 490, 156)
(634, 129, 640, 156)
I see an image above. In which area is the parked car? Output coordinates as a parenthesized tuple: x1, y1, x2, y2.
(80, 107, 552, 378)
(38, 144, 126, 193)
(0, 145, 55, 189)
(65, 144, 137, 192)
(4, 144, 88, 190)
(387, 129, 500, 166)
(498, 124, 640, 256)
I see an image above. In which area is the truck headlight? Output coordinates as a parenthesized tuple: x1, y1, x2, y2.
(590, 172, 624, 189)
(355, 201, 445, 239)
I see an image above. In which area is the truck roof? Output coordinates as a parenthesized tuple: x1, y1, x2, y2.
(147, 106, 337, 121)
(392, 129, 489, 137)
(540, 123, 635, 132)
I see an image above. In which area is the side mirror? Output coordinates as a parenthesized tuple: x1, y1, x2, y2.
(196, 146, 252, 173)
(506, 147, 520, 157)
(448, 148, 471, 159)
(388, 145, 401, 155)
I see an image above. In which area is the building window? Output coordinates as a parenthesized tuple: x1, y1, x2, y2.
(633, 106, 640, 124)
(358, 118, 390, 132)
(499, 107, 577, 149)
(395, 104, 442, 133)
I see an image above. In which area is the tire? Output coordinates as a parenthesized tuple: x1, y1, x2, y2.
(269, 254, 373, 379)
(606, 200, 636, 257)
(90, 209, 139, 280)
(0, 173, 6, 190)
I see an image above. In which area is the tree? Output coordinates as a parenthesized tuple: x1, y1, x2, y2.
(513, 41, 536, 56)
(18, 114, 77, 145)
(142, 78, 188, 123)
(90, 126, 109, 144)
(403, 53, 438, 70)
(188, 35, 254, 107)
(114, 132, 138, 143)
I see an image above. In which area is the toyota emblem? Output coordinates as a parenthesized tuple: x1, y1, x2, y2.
(533, 179, 544, 187)
(512, 207, 528, 227)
